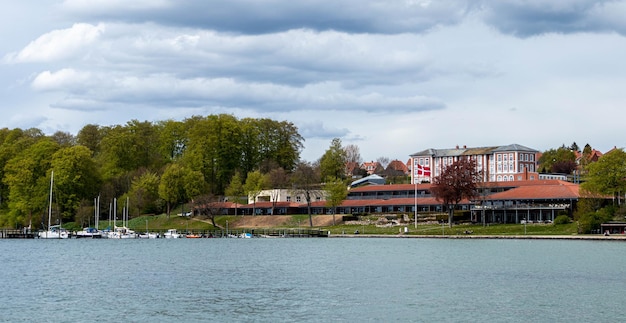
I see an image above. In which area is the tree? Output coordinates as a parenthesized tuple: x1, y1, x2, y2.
(267, 167, 288, 215)
(3, 137, 60, 228)
(51, 145, 102, 222)
(291, 161, 322, 227)
(128, 171, 161, 215)
(319, 138, 347, 181)
(581, 148, 626, 205)
(225, 170, 245, 206)
(376, 156, 390, 170)
(193, 194, 227, 228)
(324, 177, 347, 225)
(243, 170, 267, 216)
(538, 147, 576, 174)
(431, 158, 481, 227)
(344, 144, 363, 165)
(159, 163, 205, 217)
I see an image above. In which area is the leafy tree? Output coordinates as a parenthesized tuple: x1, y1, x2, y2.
(159, 163, 205, 217)
(324, 177, 347, 225)
(243, 170, 267, 215)
(291, 161, 322, 227)
(51, 145, 102, 222)
(76, 124, 102, 156)
(128, 171, 161, 215)
(158, 119, 188, 161)
(319, 138, 347, 181)
(3, 138, 60, 227)
(225, 170, 245, 203)
(538, 147, 576, 174)
(581, 148, 626, 204)
(431, 158, 481, 227)
(51, 131, 76, 147)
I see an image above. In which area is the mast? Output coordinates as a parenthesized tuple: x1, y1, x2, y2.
(48, 171, 53, 230)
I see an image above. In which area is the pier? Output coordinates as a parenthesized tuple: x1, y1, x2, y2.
(0, 229, 36, 239)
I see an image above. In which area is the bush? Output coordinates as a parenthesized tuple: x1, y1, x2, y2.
(554, 214, 571, 225)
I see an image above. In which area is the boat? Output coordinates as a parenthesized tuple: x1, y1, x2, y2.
(163, 229, 181, 239)
(39, 225, 70, 239)
(76, 196, 103, 238)
(75, 227, 102, 238)
(239, 232, 253, 238)
(106, 197, 137, 239)
(186, 233, 202, 238)
(39, 171, 69, 239)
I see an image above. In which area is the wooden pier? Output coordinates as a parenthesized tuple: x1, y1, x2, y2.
(0, 229, 36, 239)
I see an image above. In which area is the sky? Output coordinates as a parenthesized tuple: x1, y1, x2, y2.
(1, 0, 626, 163)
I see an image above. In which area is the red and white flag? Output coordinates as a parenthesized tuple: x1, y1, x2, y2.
(417, 164, 431, 177)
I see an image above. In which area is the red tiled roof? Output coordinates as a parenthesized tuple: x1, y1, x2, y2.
(486, 182, 579, 200)
(387, 160, 409, 174)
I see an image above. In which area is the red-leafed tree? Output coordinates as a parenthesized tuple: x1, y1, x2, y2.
(431, 158, 481, 227)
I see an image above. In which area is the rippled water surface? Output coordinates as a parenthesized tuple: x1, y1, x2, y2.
(1, 238, 625, 322)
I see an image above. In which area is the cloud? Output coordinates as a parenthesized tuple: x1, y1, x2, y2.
(481, 0, 626, 36)
(61, 0, 473, 34)
(3, 23, 105, 63)
(32, 68, 92, 91)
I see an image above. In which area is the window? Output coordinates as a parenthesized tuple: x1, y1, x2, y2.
(497, 154, 502, 162)
(296, 196, 301, 203)
(286, 196, 291, 202)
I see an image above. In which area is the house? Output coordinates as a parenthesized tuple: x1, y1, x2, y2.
(361, 161, 382, 175)
(409, 144, 539, 184)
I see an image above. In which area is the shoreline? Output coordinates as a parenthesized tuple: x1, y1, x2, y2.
(330, 234, 626, 240)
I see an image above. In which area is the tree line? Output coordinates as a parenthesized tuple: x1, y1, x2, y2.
(0, 115, 304, 228)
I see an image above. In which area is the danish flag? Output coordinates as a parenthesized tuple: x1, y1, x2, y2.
(416, 164, 431, 177)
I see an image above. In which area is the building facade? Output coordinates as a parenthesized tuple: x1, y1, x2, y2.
(409, 144, 539, 184)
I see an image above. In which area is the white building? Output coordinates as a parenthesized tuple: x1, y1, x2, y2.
(249, 189, 326, 204)
(409, 144, 539, 184)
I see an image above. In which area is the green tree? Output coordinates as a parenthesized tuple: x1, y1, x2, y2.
(581, 148, 626, 204)
(538, 146, 577, 174)
(431, 158, 481, 227)
(3, 138, 60, 228)
(324, 177, 347, 225)
(225, 170, 245, 215)
(51, 145, 102, 222)
(243, 170, 267, 215)
(76, 124, 102, 156)
(128, 171, 161, 215)
(158, 163, 205, 217)
(319, 138, 347, 181)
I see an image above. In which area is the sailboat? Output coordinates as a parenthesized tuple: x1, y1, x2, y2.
(38, 171, 69, 239)
(75, 196, 102, 238)
(107, 197, 137, 239)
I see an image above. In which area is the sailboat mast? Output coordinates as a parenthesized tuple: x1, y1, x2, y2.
(48, 171, 53, 230)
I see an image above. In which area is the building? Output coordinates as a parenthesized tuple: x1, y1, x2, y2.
(409, 144, 539, 184)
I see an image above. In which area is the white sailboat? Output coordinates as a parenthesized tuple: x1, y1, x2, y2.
(39, 171, 69, 239)
(107, 197, 137, 239)
(76, 196, 103, 238)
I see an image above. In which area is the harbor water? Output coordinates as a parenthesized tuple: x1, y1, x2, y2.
(1, 238, 625, 322)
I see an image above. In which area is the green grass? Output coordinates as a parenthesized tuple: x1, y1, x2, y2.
(57, 214, 581, 236)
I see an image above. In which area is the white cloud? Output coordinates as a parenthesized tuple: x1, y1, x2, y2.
(4, 23, 105, 63)
(32, 68, 92, 91)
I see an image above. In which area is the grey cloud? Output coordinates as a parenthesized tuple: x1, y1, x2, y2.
(481, 0, 626, 37)
(62, 0, 473, 34)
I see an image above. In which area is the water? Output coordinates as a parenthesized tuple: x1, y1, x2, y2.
(1, 238, 625, 322)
